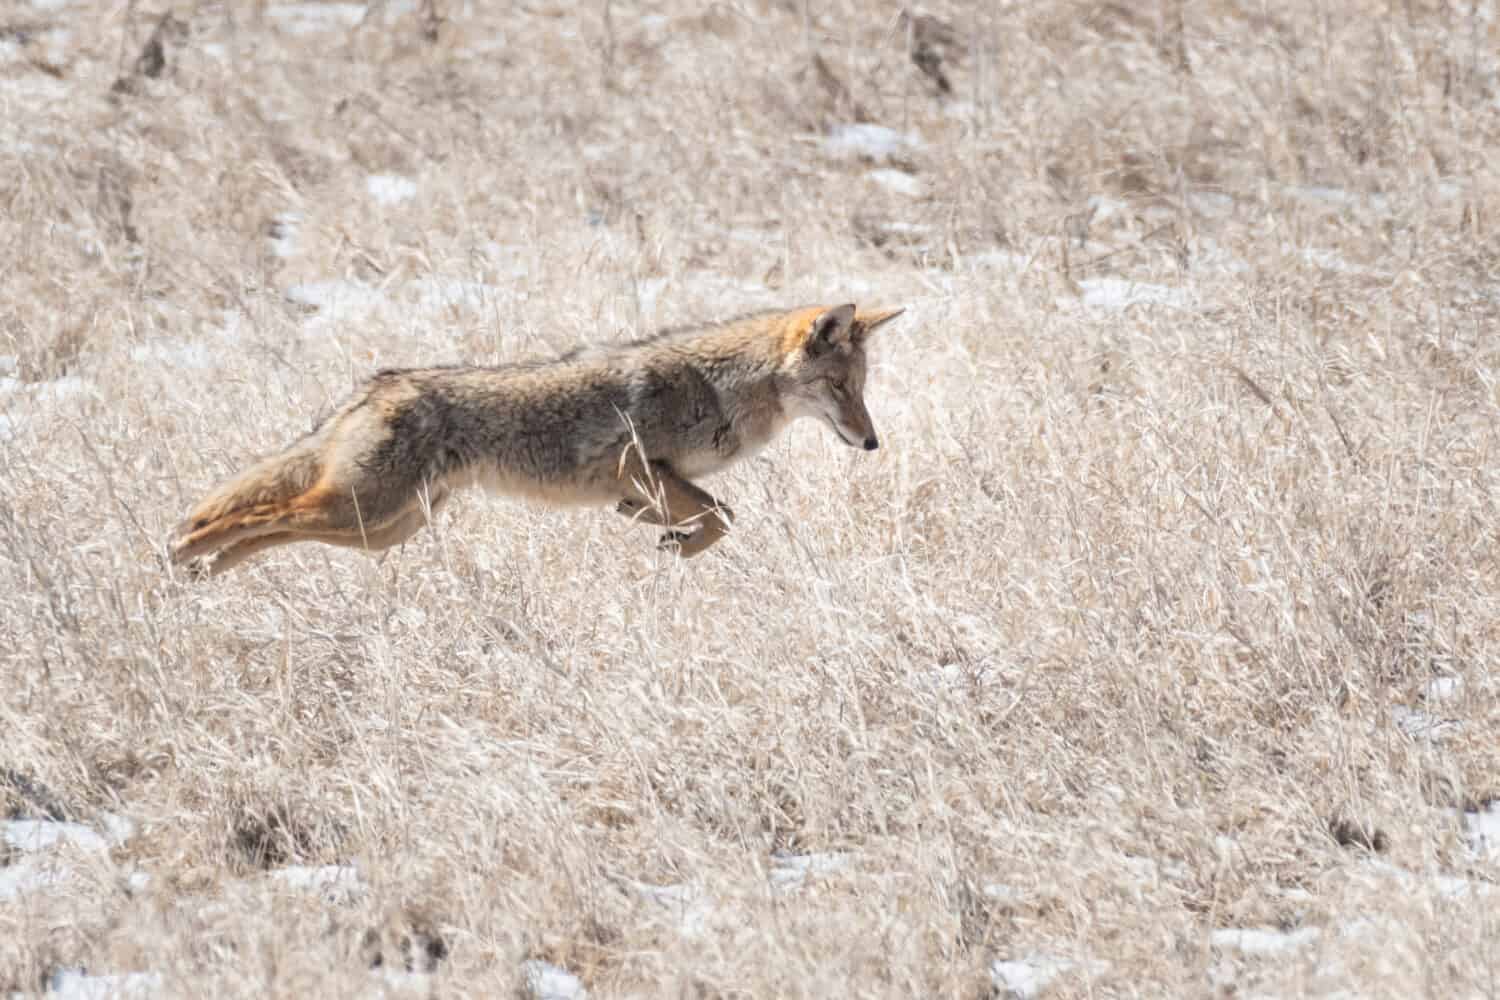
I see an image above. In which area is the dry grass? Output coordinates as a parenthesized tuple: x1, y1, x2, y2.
(2, 0, 1500, 996)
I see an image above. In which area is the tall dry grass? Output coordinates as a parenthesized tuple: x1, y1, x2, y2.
(2, 0, 1499, 996)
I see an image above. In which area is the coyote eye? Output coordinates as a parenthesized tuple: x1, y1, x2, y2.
(829, 377, 848, 396)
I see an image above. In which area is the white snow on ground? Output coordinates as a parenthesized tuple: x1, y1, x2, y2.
(990, 955, 1108, 999)
(1424, 676, 1463, 701)
(1285, 184, 1392, 215)
(1064, 278, 1193, 312)
(822, 123, 922, 163)
(285, 279, 387, 321)
(1390, 705, 1462, 743)
(521, 960, 588, 1000)
(0, 374, 93, 404)
(867, 168, 925, 198)
(1084, 194, 1129, 223)
(1460, 803, 1500, 861)
(1289, 185, 1357, 207)
(129, 339, 218, 369)
(1189, 191, 1235, 218)
(768, 851, 851, 891)
(41, 970, 163, 1000)
(2, 819, 111, 853)
(128, 313, 245, 369)
(0, 373, 98, 438)
(625, 880, 713, 936)
(367, 174, 418, 206)
(0, 861, 65, 901)
(982, 883, 1025, 906)
(369, 970, 432, 996)
(964, 249, 1031, 272)
(0, 816, 135, 901)
(1361, 858, 1496, 900)
(407, 277, 506, 314)
(99, 814, 134, 845)
(266, 3, 367, 35)
(267, 212, 302, 259)
(1210, 926, 1321, 955)
(268, 864, 365, 903)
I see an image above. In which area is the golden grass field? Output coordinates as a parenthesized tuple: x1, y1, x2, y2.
(2, 1, 1499, 996)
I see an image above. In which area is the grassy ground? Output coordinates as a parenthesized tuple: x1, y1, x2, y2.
(2, 1, 1499, 996)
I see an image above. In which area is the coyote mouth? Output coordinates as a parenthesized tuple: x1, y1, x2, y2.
(824, 416, 860, 448)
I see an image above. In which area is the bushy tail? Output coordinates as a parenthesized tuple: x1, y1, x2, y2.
(170, 436, 325, 566)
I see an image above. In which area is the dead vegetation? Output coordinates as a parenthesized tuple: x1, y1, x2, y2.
(1, 0, 1499, 996)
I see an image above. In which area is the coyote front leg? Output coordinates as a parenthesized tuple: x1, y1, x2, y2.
(617, 459, 734, 557)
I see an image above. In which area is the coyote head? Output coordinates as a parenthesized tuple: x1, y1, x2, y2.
(781, 303, 904, 451)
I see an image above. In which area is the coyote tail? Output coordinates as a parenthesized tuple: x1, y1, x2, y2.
(170, 434, 325, 564)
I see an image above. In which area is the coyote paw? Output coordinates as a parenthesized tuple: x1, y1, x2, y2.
(177, 553, 218, 581)
(657, 530, 693, 552)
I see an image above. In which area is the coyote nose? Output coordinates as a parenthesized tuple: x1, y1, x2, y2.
(863, 436, 879, 451)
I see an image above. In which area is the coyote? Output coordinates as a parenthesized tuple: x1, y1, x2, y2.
(170, 303, 903, 576)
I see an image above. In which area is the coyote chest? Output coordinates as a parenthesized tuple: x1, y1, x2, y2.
(664, 399, 788, 480)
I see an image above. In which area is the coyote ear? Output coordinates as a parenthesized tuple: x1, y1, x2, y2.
(807, 303, 856, 355)
(854, 307, 905, 343)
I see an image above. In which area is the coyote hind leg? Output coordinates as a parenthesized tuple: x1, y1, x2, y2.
(618, 459, 734, 558)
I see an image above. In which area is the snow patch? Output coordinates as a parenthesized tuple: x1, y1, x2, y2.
(268, 3, 366, 35)
(1211, 926, 1321, 955)
(1289, 185, 1357, 207)
(990, 955, 1107, 999)
(0, 860, 65, 900)
(868, 168, 925, 197)
(626, 880, 713, 936)
(407, 277, 503, 314)
(769, 851, 851, 890)
(1295, 245, 1388, 276)
(1391, 705, 1461, 743)
(982, 883, 1025, 905)
(1287, 185, 1391, 214)
(267, 212, 301, 259)
(1066, 278, 1192, 312)
(2, 819, 111, 854)
(0, 374, 94, 405)
(521, 960, 588, 1000)
(44, 970, 162, 1000)
(0, 374, 93, 438)
(965, 249, 1030, 272)
(1424, 676, 1462, 702)
(129, 339, 217, 369)
(285, 279, 385, 319)
(1460, 803, 1500, 861)
(1086, 194, 1129, 223)
(823, 123, 921, 163)
(268, 864, 365, 902)
(367, 174, 418, 206)
(1362, 858, 1495, 900)
(1189, 191, 1235, 218)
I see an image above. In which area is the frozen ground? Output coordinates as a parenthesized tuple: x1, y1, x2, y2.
(2, 0, 1500, 996)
